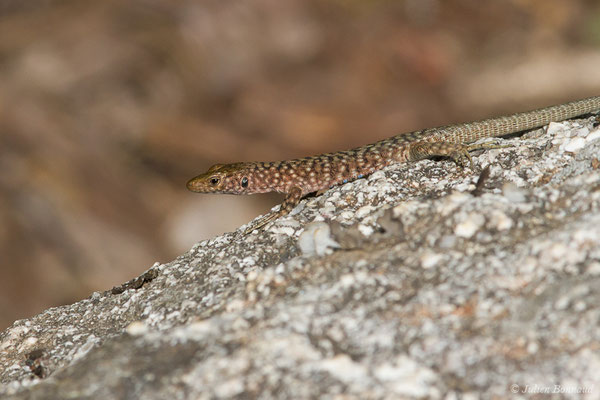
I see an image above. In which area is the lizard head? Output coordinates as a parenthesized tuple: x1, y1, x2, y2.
(186, 163, 253, 194)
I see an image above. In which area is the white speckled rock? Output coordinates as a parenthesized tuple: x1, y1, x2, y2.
(2, 117, 600, 399)
(297, 221, 340, 256)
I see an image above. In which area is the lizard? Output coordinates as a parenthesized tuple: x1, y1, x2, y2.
(187, 95, 600, 233)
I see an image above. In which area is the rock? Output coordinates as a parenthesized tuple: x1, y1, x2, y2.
(1, 118, 600, 399)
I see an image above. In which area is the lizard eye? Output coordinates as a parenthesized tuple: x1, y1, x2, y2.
(210, 177, 220, 185)
(241, 177, 248, 188)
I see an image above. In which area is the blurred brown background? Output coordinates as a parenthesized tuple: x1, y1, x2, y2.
(1, 0, 599, 329)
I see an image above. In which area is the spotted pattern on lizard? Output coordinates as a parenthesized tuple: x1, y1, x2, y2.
(187, 95, 600, 233)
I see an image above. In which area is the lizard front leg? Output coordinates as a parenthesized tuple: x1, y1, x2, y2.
(244, 186, 303, 234)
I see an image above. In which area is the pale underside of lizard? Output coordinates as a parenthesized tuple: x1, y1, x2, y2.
(187, 95, 600, 233)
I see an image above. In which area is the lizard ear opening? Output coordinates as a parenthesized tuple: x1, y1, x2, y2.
(241, 177, 249, 188)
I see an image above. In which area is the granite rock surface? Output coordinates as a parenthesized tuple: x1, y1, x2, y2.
(1, 118, 600, 399)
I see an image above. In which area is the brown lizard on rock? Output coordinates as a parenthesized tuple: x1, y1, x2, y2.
(187, 96, 600, 233)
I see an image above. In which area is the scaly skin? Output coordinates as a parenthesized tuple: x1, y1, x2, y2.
(187, 95, 600, 233)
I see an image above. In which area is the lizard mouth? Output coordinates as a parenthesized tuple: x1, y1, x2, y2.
(186, 177, 202, 192)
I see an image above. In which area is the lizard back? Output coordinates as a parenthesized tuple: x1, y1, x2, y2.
(188, 95, 600, 197)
